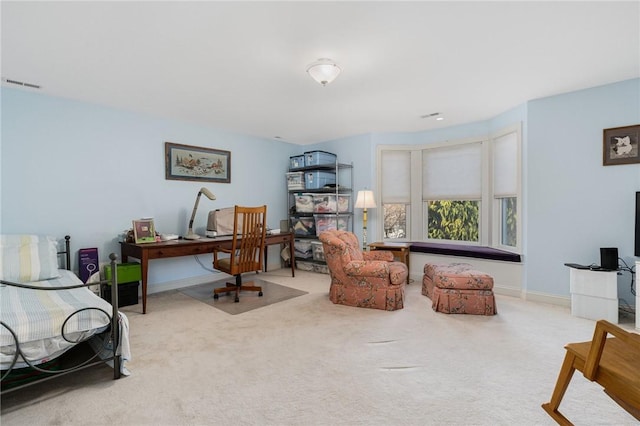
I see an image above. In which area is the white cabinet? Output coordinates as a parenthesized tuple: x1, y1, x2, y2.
(569, 268, 618, 323)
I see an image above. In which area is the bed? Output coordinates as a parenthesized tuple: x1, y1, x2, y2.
(0, 235, 131, 394)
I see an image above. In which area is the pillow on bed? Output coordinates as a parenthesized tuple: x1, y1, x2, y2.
(0, 235, 61, 282)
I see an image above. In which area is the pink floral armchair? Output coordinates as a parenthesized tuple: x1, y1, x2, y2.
(318, 230, 408, 311)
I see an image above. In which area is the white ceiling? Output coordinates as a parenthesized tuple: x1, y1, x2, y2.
(2, 1, 639, 145)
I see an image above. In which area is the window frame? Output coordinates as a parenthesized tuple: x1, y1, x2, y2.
(376, 123, 522, 253)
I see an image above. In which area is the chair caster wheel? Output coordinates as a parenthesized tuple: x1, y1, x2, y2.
(258, 291, 263, 297)
(213, 294, 219, 300)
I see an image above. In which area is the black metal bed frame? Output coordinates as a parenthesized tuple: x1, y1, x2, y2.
(0, 236, 122, 395)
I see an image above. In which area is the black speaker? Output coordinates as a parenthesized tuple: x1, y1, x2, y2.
(600, 247, 618, 271)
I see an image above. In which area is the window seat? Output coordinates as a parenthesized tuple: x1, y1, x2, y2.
(410, 242, 521, 263)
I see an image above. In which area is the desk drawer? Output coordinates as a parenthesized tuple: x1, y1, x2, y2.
(153, 245, 218, 258)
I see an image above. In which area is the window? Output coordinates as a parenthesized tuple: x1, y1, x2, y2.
(427, 200, 479, 242)
(423, 142, 483, 243)
(491, 129, 520, 249)
(380, 150, 411, 240)
(377, 124, 521, 251)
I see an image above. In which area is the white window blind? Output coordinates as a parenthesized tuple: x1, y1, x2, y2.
(493, 132, 518, 197)
(381, 150, 411, 203)
(422, 142, 482, 200)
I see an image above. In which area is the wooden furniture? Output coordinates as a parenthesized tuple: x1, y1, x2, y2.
(542, 319, 640, 424)
(120, 231, 295, 313)
(212, 205, 267, 303)
(368, 242, 411, 284)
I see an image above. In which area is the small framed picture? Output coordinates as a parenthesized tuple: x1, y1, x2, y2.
(603, 124, 640, 166)
(132, 219, 156, 244)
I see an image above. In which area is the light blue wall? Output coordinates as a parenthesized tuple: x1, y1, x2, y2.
(1, 88, 298, 285)
(302, 134, 376, 242)
(527, 78, 639, 301)
(325, 78, 638, 301)
(2, 79, 638, 300)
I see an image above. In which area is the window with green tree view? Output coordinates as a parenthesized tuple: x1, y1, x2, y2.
(378, 125, 520, 251)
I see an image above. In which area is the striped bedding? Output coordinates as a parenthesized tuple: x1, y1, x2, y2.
(1, 269, 117, 369)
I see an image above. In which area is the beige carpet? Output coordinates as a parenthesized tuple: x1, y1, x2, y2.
(1, 269, 637, 425)
(179, 277, 308, 315)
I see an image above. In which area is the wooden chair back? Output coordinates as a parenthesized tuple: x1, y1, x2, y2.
(542, 319, 640, 424)
(227, 205, 267, 276)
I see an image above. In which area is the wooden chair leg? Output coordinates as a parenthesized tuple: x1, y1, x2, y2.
(542, 352, 577, 426)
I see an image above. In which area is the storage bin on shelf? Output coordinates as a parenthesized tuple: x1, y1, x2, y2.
(294, 239, 313, 259)
(294, 193, 314, 213)
(314, 214, 351, 236)
(291, 216, 316, 237)
(311, 240, 325, 262)
(297, 260, 330, 274)
(305, 171, 336, 190)
(290, 155, 305, 169)
(312, 194, 351, 213)
(304, 150, 337, 166)
(286, 171, 305, 190)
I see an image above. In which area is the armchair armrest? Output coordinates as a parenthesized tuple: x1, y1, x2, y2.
(212, 247, 233, 262)
(363, 250, 394, 262)
(344, 260, 390, 277)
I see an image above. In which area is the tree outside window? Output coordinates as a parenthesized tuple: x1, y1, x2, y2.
(426, 200, 479, 242)
(383, 204, 407, 239)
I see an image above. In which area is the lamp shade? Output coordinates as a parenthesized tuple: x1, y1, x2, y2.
(306, 58, 341, 86)
(200, 187, 216, 200)
(355, 190, 377, 209)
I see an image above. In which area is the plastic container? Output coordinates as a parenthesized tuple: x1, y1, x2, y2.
(290, 155, 305, 169)
(294, 193, 314, 213)
(286, 171, 305, 190)
(104, 262, 142, 284)
(305, 171, 336, 190)
(102, 281, 139, 307)
(304, 150, 337, 166)
(312, 194, 351, 213)
(290, 217, 316, 237)
(311, 241, 325, 262)
(314, 214, 351, 236)
(294, 239, 313, 259)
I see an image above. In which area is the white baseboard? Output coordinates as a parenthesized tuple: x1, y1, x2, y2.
(147, 273, 227, 295)
(524, 290, 571, 308)
(146, 259, 283, 295)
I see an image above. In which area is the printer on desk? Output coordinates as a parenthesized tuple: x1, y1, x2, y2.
(206, 207, 278, 238)
(206, 207, 240, 237)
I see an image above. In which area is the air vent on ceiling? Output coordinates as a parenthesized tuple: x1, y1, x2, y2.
(2, 78, 41, 89)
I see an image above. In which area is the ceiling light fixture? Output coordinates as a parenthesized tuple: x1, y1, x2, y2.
(306, 58, 341, 86)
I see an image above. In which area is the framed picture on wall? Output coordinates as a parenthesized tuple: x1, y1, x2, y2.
(132, 219, 156, 244)
(165, 142, 231, 183)
(603, 124, 640, 166)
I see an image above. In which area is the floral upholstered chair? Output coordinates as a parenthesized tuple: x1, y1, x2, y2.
(318, 230, 407, 311)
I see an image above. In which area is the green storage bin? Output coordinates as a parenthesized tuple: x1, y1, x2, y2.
(104, 262, 141, 284)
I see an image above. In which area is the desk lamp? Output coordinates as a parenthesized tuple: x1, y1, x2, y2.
(184, 187, 216, 240)
(355, 190, 376, 250)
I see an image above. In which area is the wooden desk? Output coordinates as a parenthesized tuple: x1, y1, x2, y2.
(368, 242, 411, 284)
(120, 232, 295, 313)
